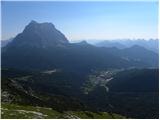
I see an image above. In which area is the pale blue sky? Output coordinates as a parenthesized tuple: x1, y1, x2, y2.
(1, 1, 158, 41)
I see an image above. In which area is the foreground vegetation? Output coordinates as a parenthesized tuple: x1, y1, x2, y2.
(1, 103, 125, 119)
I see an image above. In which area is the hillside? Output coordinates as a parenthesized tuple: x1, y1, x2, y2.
(1, 68, 158, 119)
(1, 103, 125, 119)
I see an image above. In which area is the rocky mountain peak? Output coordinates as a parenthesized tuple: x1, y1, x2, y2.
(7, 20, 69, 48)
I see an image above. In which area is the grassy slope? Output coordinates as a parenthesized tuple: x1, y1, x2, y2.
(1, 103, 125, 119)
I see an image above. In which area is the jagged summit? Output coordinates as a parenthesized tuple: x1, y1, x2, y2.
(30, 20, 37, 24)
(7, 20, 69, 48)
(24, 20, 56, 31)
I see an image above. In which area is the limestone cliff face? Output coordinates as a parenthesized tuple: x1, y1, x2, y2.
(7, 20, 69, 48)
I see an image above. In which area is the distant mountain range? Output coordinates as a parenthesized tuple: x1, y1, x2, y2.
(95, 39, 159, 53)
(2, 21, 158, 73)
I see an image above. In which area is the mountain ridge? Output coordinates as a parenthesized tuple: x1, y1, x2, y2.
(95, 39, 159, 53)
(2, 21, 158, 73)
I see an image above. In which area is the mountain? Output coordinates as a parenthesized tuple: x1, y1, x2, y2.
(2, 21, 158, 73)
(94, 43, 158, 68)
(108, 45, 158, 67)
(73, 40, 90, 46)
(120, 39, 159, 53)
(95, 39, 159, 53)
(6, 20, 69, 49)
(96, 41, 126, 49)
(1, 38, 13, 47)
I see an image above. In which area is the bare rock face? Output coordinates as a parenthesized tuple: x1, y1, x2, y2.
(7, 20, 69, 48)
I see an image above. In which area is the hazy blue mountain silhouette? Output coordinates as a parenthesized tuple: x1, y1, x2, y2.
(95, 39, 159, 53)
(2, 21, 158, 73)
(96, 41, 126, 49)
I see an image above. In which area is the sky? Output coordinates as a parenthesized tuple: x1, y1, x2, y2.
(1, 1, 158, 41)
